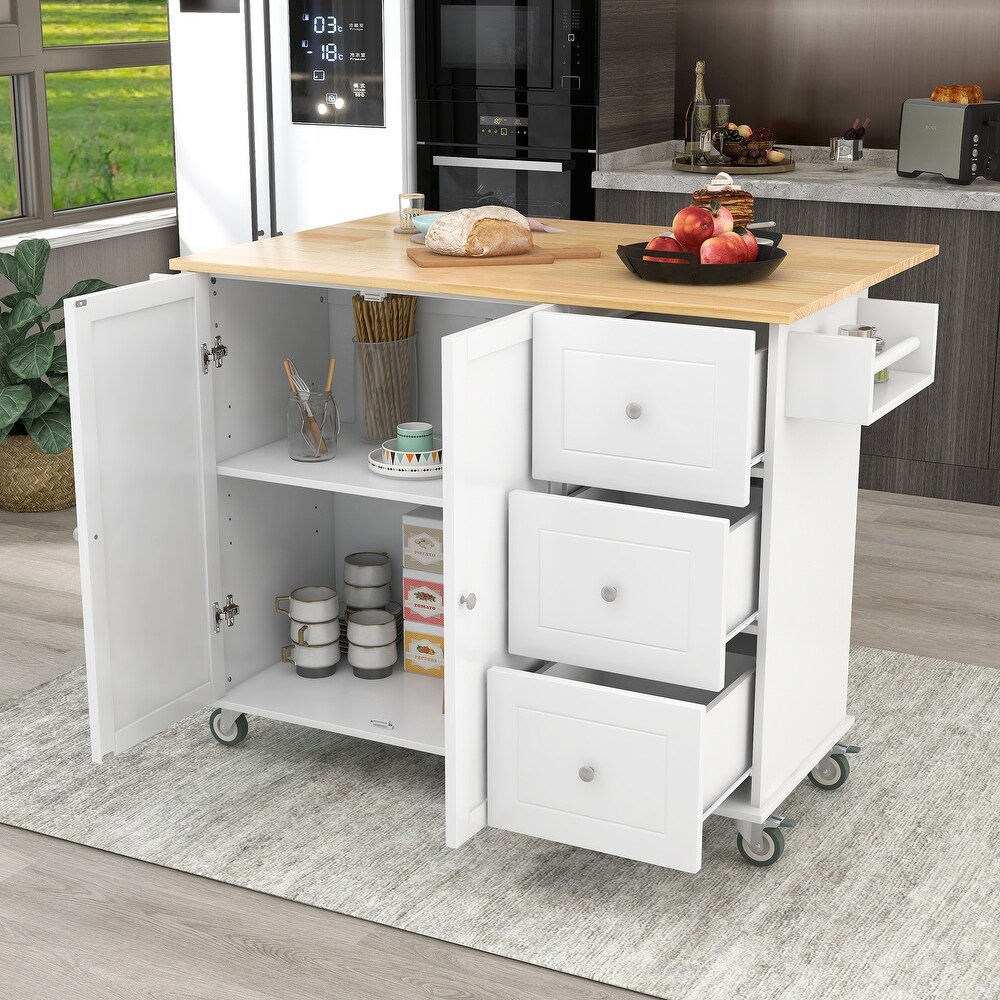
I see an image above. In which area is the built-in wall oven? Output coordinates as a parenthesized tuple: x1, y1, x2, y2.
(415, 0, 598, 219)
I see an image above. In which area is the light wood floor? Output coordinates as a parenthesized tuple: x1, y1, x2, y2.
(1, 491, 998, 999)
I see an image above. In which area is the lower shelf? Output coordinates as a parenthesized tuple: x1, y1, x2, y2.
(216, 660, 445, 756)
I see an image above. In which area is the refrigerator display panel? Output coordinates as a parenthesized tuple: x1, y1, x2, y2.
(289, 0, 385, 126)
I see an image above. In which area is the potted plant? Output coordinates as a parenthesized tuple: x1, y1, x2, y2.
(0, 237, 113, 511)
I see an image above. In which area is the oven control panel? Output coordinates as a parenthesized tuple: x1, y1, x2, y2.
(479, 115, 528, 146)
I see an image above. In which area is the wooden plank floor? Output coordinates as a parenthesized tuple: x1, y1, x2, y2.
(1, 491, 998, 999)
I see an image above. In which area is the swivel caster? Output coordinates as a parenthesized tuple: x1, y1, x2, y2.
(808, 752, 850, 790)
(736, 828, 785, 867)
(209, 708, 249, 747)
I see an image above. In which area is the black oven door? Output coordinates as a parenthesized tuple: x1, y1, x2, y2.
(417, 148, 596, 220)
(417, 0, 595, 106)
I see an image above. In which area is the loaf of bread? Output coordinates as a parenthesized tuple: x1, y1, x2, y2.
(424, 206, 533, 257)
(930, 85, 984, 104)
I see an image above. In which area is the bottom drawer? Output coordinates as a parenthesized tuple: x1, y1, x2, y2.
(487, 650, 754, 872)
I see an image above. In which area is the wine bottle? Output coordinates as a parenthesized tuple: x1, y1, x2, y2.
(684, 60, 710, 160)
(844, 117, 861, 140)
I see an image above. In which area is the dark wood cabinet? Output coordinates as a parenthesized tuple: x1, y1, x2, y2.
(595, 192, 1000, 504)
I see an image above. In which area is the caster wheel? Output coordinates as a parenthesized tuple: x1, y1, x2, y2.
(808, 752, 849, 790)
(209, 709, 248, 747)
(737, 828, 785, 867)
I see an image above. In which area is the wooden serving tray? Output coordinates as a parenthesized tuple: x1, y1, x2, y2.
(672, 154, 796, 174)
(406, 246, 601, 267)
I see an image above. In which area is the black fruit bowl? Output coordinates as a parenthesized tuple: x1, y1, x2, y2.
(617, 232, 786, 285)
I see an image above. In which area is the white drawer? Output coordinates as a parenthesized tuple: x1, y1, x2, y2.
(488, 655, 754, 872)
(532, 312, 766, 507)
(509, 487, 761, 690)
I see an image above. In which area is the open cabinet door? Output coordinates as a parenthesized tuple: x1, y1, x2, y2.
(442, 304, 555, 848)
(66, 273, 224, 762)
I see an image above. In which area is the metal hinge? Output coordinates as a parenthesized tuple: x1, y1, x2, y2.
(202, 335, 228, 373)
(213, 594, 240, 632)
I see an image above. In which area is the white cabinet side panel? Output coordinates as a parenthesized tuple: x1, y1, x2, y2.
(443, 305, 553, 848)
(753, 300, 862, 808)
(67, 275, 223, 761)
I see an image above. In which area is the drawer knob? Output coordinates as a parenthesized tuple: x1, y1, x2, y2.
(625, 402, 642, 420)
(578, 766, 596, 783)
(601, 585, 617, 603)
(460, 593, 477, 610)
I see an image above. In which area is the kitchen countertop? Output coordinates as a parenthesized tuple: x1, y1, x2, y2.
(171, 213, 936, 326)
(593, 141, 1000, 213)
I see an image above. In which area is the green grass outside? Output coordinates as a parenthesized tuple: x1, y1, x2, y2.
(0, 2, 174, 221)
(47, 65, 174, 211)
(1, 79, 17, 220)
(41, 1, 168, 47)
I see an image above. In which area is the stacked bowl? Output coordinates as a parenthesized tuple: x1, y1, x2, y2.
(343, 551, 397, 679)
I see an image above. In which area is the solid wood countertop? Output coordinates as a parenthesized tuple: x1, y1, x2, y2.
(169, 214, 939, 325)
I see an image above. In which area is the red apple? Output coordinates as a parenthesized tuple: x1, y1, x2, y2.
(643, 234, 690, 263)
(670, 205, 714, 251)
(708, 200, 735, 236)
(718, 232, 749, 262)
(735, 227, 759, 262)
(700, 235, 745, 265)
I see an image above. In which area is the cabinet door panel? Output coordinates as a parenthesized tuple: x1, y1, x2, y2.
(442, 304, 554, 848)
(66, 274, 224, 761)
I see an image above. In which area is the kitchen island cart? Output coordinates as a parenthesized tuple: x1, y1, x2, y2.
(66, 216, 938, 872)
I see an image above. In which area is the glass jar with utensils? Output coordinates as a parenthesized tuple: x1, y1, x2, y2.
(283, 357, 339, 462)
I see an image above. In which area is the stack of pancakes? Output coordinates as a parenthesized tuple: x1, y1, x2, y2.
(691, 186, 755, 228)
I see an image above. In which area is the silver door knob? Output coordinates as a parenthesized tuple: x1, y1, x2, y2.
(579, 766, 596, 783)
(625, 402, 642, 420)
(601, 585, 617, 603)
(460, 593, 477, 610)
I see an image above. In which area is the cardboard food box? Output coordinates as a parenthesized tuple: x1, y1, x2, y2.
(403, 572, 444, 627)
(403, 623, 444, 677)
(402, 506, 444, 575)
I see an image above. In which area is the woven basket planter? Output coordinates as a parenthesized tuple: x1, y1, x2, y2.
(0, 435, 75, 512)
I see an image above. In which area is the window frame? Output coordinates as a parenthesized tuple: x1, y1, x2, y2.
(0, 4, 174, 238)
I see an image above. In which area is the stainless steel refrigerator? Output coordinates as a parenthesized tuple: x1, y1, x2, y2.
(168, 0, 415, 254)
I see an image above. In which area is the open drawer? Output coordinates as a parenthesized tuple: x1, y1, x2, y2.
(784, 298, 938, 424)
(508, 486, 761, 691)
(532, 312, 766, 507)
(487, 651, 754, 872)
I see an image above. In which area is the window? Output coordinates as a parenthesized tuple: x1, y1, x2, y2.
(0, 1, 174, 237)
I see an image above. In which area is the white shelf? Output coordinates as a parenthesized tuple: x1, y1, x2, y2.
(870, 370, 934, 423)
(216, 660, 445, 755)
(217, 426, 444, 506)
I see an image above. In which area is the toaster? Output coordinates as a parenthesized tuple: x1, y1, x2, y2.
(897, 98, 1000, 184)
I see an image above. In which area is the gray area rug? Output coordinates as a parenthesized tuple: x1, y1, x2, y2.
(0, 647, 997, 1000)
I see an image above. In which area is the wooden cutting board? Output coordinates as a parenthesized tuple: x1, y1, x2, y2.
(406, 246, 601, 267)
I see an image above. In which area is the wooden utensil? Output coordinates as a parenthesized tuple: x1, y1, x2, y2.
(283, 357, 328, 455)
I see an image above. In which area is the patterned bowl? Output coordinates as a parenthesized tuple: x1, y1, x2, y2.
(381, 436, 443, 468)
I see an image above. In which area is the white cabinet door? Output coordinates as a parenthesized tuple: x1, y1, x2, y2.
(442, 304, 554, 848)
(66, 274, 225, 762)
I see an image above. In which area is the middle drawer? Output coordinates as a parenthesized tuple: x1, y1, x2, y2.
(509, 487, 761, 691)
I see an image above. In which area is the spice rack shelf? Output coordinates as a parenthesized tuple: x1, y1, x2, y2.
(784, 298, 938, 425)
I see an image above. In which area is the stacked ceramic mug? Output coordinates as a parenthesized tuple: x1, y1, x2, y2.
(275, 586, 341, 677)
(343, 552, 397, 679)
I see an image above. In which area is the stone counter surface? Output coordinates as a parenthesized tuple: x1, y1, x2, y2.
(593, 142, 1000, 213)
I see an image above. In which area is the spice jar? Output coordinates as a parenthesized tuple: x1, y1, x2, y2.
(839, 324, 889, 384)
